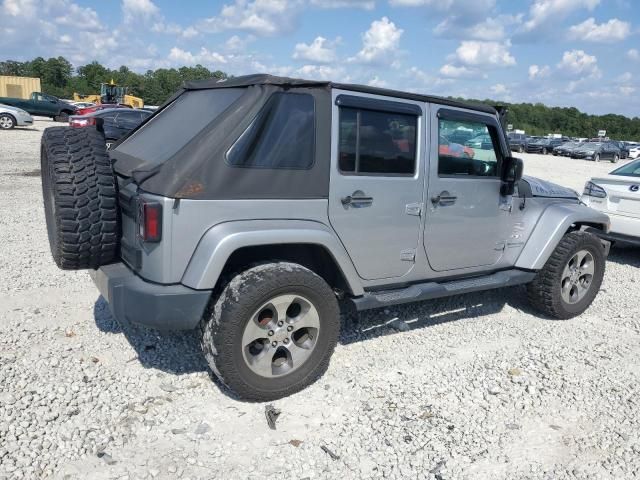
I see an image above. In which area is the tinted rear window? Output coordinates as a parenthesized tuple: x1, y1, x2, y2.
(612, 160, 640, 177)
(116, 88, 244, 166)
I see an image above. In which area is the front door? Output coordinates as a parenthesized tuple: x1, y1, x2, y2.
(424, 105, 511, 272)
(328, 91, 425, 280)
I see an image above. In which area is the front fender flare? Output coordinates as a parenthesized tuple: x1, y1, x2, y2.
(515, 203, 609, 270)
(181, 220, 364, 295)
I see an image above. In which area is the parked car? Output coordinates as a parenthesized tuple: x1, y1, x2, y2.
(582, 158, 640, 246)
(0, 103, 34, 129)
(525, 138, 564, 154)
(571, 142, 622, 163)
(40, 74, 610, 401)
(69, 108, 152, 149)
(507, 132, 527, 153)
(553, 142, 583, 157)
(609, 141, 630, 159)
(70, 101, 96, 109)
(465, 133, 493, 150)
(0, 92, 76, 121)
(75, 103, 132, 116)
(629, 143, 640, 159)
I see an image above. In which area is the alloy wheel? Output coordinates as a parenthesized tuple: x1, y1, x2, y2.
(241, 294, 320, 378)
(0, 115, 14, 129)
(560, 249, 595, 305)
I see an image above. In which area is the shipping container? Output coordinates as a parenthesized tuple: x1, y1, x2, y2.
(0, 76, 42, 99)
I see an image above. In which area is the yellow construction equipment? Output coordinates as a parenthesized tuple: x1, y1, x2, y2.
(73, 79, 143, 108)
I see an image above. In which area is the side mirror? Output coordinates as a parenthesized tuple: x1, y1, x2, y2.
(501, 156, 524, 196)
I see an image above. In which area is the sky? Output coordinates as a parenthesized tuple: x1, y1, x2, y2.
(1, 0, 639, 117)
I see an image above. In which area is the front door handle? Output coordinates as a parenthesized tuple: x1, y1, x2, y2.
(341, 190, 373, 208)
(431, 191, 457, 207)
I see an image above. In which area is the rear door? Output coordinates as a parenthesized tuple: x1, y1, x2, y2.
(424, 105, 511, 272)
(328, 91, 425, 280)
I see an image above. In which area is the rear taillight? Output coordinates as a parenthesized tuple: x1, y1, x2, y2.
(583, 181, 607, 198)
(138, 201, 162, 242)
(69, 117, 96, 128)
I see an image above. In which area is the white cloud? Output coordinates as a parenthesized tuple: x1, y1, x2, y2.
(435, 14, 521, 40)
(453, 40, 516, 67)
(523, 0, 600, 32)
(295, 64, 345, 80)
(151, 22, 198, 38)
(490, 83, 509, 95)
(168, 47, 227, 66)
(626, 49, 639, 61)
(528, 64, 551, 79)
(293, 36, 339, 63)
(439, 64, 475, 78)
(350, 17, 403, 64)
(310, 0, 375, 9)
(557, 49, 600, 77)
(198, 0, 301, 36)
(224, 35, 255, 52)
(619, 86, 636, 96)
(122, 0, 159, 23)
(1, 0, 37, 16)
(567, 17, 631, 42)
(367, 76, 389, 87)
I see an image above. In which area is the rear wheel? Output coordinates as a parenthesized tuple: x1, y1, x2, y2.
(0, 113, 16, 129)
(518, 145, 524, 153)
(612, 154, 619, 163)
(54, 111, 70, 122)
(200, 262, 340, 401)
(527, 231, 605, 319)
(542, 148, 548, 155)
(594, 153, 600, 162)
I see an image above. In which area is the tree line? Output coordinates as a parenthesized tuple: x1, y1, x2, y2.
(1, 56, 639, 140)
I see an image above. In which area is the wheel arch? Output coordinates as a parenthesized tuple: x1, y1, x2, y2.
(515, 203, 610, 270)
(181, 220, 364, 296)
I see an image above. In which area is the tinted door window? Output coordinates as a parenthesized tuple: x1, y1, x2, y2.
(226, 92, 315, 169)
(338, 107, 417, 175)
(438, 119, 501, 177)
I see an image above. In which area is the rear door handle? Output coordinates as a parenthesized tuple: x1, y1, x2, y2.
(341, 190, 373, 208)
(431, 191, 457, 206)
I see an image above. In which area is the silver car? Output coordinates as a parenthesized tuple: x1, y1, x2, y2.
(0, 103, 34, 130)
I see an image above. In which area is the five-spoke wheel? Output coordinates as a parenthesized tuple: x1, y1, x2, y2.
(560, 249, 594, 304)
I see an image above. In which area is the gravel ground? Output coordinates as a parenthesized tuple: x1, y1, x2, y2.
(1, 118, 639, 480)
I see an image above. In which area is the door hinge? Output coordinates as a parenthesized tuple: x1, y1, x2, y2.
(405, 203, 422, 217)
(400, 249, 416, 262)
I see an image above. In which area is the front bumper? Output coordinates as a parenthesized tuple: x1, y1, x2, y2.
(90, 263, 211, 331)
(15, 112, 33, 126)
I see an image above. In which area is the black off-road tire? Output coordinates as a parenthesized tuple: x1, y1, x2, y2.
(200, 262, 340, 401)
(527, 231, 605, 319)
(41, 127, 119, 270)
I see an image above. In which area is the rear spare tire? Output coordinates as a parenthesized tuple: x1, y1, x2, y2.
(41, 126, 119, 270)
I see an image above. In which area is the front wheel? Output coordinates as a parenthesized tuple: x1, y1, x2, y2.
(0, 113, 16, 129)
(518, 145, 524, 153)
(611, 154, 619, 164)
(542, 148, 548, 155)
(594, 153, 600, 162)
(200, 262, 340, 401)
(527, 231, 605, 319)
(54, 112, 70, 122)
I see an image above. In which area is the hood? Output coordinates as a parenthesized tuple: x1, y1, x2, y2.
(0, 103, 26, 113)
(522, 176, 579, 199)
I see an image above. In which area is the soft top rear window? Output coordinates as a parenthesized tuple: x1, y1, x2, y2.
(115, 88, 244, 168)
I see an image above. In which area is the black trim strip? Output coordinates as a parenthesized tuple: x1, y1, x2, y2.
(335, 94, 422, 116)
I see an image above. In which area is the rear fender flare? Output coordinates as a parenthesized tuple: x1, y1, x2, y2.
(181, 220, 364, 295)
(515, 203, 610, 270)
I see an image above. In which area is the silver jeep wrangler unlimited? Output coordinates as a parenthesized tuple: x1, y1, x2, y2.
(41, 74, 610, 401)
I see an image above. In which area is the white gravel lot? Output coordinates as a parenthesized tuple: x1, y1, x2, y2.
(1, 118, 639, 480)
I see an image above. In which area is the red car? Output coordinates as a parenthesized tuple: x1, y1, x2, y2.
(75, 104, 132, 116)
(439, 135, 475, 158)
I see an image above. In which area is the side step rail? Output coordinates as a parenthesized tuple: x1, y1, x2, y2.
(350, 269, 536, 311)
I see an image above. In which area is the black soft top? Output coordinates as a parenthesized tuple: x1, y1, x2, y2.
(180, 74, 498, 115)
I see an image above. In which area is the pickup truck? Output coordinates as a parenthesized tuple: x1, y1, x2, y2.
(0, 92, 76, 121)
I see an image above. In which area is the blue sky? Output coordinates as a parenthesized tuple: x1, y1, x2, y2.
(1, 0, 639, 116)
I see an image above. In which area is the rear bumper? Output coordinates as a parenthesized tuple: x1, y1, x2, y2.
(90, 263, 211, 331)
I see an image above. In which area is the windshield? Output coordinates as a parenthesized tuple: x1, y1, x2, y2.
(116, 88, 244, 167)
(581, 142, 601, 149)
(611, 160, 640, 177)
